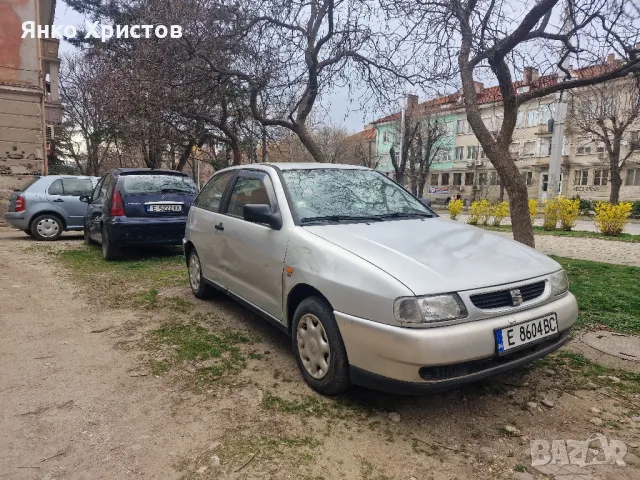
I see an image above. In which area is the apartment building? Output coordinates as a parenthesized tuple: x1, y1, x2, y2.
(0, 0, 61, 177)
(365, 62, 640, 203)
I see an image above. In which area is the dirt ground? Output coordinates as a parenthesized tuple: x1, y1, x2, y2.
(1, 226, 640, 480)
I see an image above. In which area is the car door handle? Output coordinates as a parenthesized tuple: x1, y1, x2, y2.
(215, 223, 224, 232)
(53, 199, 64, 203)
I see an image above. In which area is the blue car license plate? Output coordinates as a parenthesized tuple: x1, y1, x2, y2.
(495, 313, 558, 354)
(146, 204, 182, 213)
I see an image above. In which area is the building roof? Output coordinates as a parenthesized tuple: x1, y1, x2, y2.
(345, 128, 376, 141)
(370, 60, 620, 125)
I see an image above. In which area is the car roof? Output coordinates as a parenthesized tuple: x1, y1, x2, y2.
(40, 175, 98, 179)
(218, 163, 371, 173)
(112, 168, 188, 176)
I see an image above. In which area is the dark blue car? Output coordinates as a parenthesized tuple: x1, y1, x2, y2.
(81, 168, 198, 260)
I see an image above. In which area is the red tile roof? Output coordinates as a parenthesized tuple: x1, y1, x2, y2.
(370, 61, 617, 125)
(345, 128, 376, 141)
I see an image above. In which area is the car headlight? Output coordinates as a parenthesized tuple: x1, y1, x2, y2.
(550, 269, 569, 296)
(394, 294, 468, 324)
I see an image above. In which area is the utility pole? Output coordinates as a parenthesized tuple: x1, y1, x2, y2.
(547, 1, 573, 200)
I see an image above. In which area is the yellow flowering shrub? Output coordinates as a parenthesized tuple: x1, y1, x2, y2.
(491, 201, 510, 226)
(542, 197, 561, 231)
(557, 198, 580, 231)
(529, 199, 539, 225)
(469, 200, 492, 225)
(448, 199, 464, 221)
(594, 202, 633, 236)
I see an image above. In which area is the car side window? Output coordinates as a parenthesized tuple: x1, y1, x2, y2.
(92, 175, 110, 202)
(194, 171, 233, 212)
(48, 179, 64, 195)
(61, 178, 93, 196)
(225, 174, 274, 218)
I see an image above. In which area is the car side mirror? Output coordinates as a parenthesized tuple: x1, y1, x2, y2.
(79, 195, 91, 203)
(244, 204, 282, 230)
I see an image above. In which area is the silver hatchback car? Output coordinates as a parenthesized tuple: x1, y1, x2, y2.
(4, 175, 98, 241)
(184, 164, 578, 395)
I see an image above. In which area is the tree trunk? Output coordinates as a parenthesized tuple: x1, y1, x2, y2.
(490, 151, 534, 246)
(609, 145, 622, 204)
(296, 125, 327, 163)
(175, 139, 196, 172)
(499, 184, 505, 202)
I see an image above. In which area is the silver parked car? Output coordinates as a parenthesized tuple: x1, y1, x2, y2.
(184, 164, 578, 395)
(4, 175, 99, 241)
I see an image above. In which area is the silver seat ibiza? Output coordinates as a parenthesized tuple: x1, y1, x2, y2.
(184, 164, 577, 395)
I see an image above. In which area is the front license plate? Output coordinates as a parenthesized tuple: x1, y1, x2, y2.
(147, 204, 182, 213)
(495, 313, 558, 354)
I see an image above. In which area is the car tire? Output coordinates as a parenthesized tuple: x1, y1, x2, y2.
(292, 296, 351, 395)
(101, 228, 119, 261)
(30, 214, 63, 241)
(23, 229, 34, 238)
(84, 226, 96, 246)
(188, 248, 214, 299)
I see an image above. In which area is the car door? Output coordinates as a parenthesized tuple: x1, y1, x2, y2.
(59, 178, 96, 228)
(44, 178, 67, 219)
(216, 170, 290, 320)
(87, 175, 110, 240)
(188, 170, 235, 283)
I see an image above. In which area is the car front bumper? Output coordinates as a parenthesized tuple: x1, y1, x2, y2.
(3, 212, 29, 230)
(334, 292, 578, 393)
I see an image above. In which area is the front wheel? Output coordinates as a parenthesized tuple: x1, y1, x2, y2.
(101, 229, 119, 261)
(188, 248, 214, 299)
(292, 297, 351, 395)
(30, 214, 63, 241)
(84, 226, 96, 245)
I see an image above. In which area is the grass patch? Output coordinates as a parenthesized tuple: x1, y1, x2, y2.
(146, 323, 253, 386)
(554, 256, 640, 334)
(49, 245, 187, 307)
(480, 225, 640, 243)
(536, 351, 640, 395)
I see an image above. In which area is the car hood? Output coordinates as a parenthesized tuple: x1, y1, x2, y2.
(304, 218, 560, 295)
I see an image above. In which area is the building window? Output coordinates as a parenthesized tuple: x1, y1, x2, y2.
(577, 138, 592, 155)
(441, 173, 450, 185)
(456, 119, 468, 134)
(509, 142, 520, 158)
(626, 168, 640, 186)
(573, 170, 589, 186)
(540, 138, 552, 156)
(453, 173, 462, 186)
(480, 148, 487, 159)
(431, 174, 439, 186)
(392, 150, 399, 164)
(467, 146, 478, 160)
(541, 104, 555, 124)
(489, 172, 499, 185)
(541, 174, 549, 192)
(516, 112, 525, 127)
(455, 147, 464, 160)
(382, 131, 392, 143)
(523, 141, 536, 156)
(522, 171, 533, 186)
(526, 110, 539, 127)
(435, 148, 451, 163)
(631, 131, 639, 142)
(479, 172, 488, 185)
(594, 169, 609, 186)
(596, 144, 605, 153)
(464, 172, 474, 186)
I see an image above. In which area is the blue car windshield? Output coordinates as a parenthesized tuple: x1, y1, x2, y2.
(281, 169, 433, 222)
(120, 174, 198, 195)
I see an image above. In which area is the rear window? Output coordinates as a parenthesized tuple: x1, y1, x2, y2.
(16, 177, 41, 192)
(119, 174, 198, 196)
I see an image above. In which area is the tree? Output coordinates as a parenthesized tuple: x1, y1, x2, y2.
(408, 115, 451, 197)
(568, 77, 640, 203)
(391, 0, 640, 246)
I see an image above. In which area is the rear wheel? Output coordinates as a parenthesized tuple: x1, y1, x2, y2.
(23, 229, 34, 238)
(101, 228, 119, 261)
(30, 214, 63, 241)
(292, 297, 351, 395)
(188, 248, 214, 299)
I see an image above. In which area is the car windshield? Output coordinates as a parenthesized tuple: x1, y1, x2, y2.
(120, 174, 198, 195)
(281, 169, 434, 223)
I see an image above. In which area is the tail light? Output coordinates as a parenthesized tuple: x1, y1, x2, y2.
(15, 195, 25, 212)
(111, 190, 125, 217)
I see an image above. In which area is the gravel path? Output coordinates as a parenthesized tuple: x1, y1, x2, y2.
(494, 232, 640, 266)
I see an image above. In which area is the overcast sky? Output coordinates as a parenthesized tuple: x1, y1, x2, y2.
(54, 0, 393, 134)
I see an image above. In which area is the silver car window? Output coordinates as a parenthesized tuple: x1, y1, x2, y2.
(61, 178, 93, 196)
(47, 179, 64, 195)
(194, 171, 233, 212)
(226, 176, 274, 218)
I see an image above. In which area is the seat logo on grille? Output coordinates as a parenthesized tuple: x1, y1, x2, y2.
(510, 288, 523, 306)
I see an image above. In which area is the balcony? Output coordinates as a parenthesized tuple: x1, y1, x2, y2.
(45, 100, 63, 124)
(40, 38, 60, 62)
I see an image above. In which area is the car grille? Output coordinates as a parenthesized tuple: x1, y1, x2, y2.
(418, 332, 566, 382)
(470, 281, 546, 310)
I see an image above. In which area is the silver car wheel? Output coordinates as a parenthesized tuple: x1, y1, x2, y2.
(297, 314, 331, 379)
(189, 254, 201, 291)
(36, 218, 60, 238)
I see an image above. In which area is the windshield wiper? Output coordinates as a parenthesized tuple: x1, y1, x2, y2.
(376, 212, 434, 219)
(301, 215, 384, 224)
(160, 188, 193, 194)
